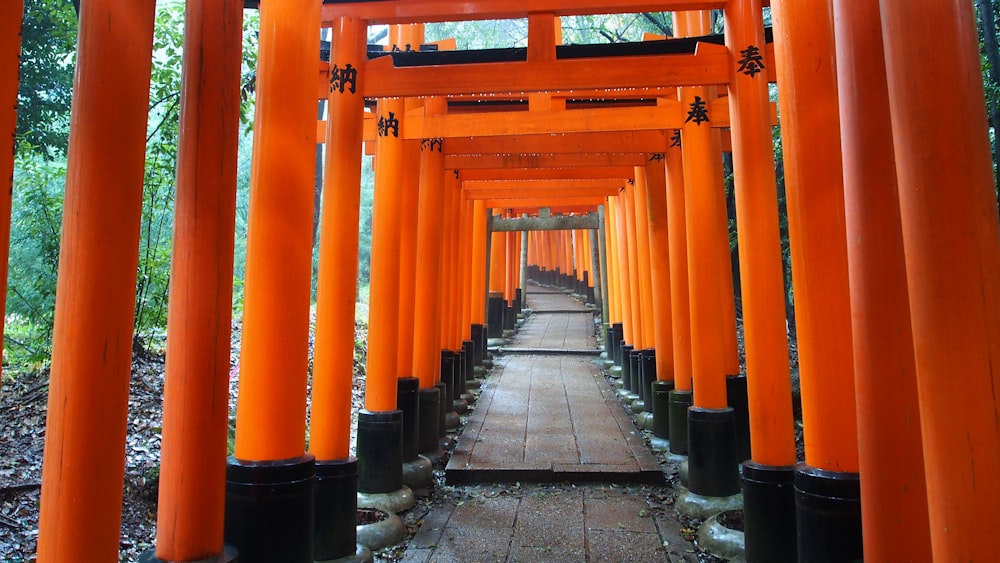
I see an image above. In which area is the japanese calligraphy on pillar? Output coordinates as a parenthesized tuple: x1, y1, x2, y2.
(377, 112, 400, 138)
(421, 138, 443, 152)
(685, 96, 710, 126)
(736, 45, 765, 78)
(669, 130, 682, 148)
(329, 63, 358, 94)
(649, 153, 665, 162)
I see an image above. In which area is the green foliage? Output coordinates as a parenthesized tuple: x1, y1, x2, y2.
(16, 0, 77, 156)
(5, 149, 65, 365)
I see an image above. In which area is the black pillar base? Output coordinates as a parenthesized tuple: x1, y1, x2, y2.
(651, 380, 674, 440)
(470, 324, 485, 365)
(396, 377, 420, 463)
(687, 407, 741, 497)
(795, 464, 862, 563)
(628, 349, 641, 396)
(487, 295, 505, 338)
(224, 454, 315, 563)
(440, 351, 459, 420)
(417, 387, 441, 456)
(726, 375, 751, 463)
(515, 287, 523, 313)
(357, 410, 403, 494)
(611, 323, 624, 365)
(139, 545, 239, 563)
(433, 381, 448, 438)
(620, 344, 634, 392)
(504, 304, 516, 330)
(314, 457, 359, 561)
(640, 349, 656, 407)
(742, 461, 796, 563)
(668, 390, 692, 454)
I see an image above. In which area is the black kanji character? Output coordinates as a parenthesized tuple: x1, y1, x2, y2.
(670, 129, 682, 148)
(737, 45, 765, 78)
(329, 63, 358, 94)
(685, 96, 710, 126)
(377, 112, 400, 138)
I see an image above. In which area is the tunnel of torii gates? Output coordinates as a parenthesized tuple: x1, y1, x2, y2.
(0, 0, 998, 561)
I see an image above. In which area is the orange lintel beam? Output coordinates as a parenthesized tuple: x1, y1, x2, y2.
(447, 130, 671, 154)
(397, 99, 733, 138)
(502, 205, 600, 216)
(358, 48, 729, 98)
(322, 1, 725, 26)
(466, 185, 619, 201)
(484, 196, 606, 208)
(463, 179, 622, 192)
(445, 153, 652, 169)
(460, 167, 635, 181)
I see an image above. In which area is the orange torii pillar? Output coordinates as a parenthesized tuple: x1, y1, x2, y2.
(832, 1, 931, 560)
(36, 2, 155, 560)
(487, 215, 507, 339)
(470, 199, 489, 365)
(643, 154, 676, 447)
(772, 0, 862, 558)
(607, 196, 629, 371)
(441, 162, 468, 432)
(309, 14, 368, 562)
(225, 2, 319, 561)
(460, 194, 484, 375)
(357, 25, 415, 512)
(883, 1, 1000, 559)
(0, 0, 21, 389)
(675, 10, 741, 501)
(451, 173, 477, 414)
(723, 1, 799, 559)
(612, 194, 636, 381)
(146, 0, 242, 561)
(603, 201, 622, 367)
(504, 228, 517, 330)
(631, 168, 657, 414)
(665, 132, 694, 455)
(413, 114, 447, 467)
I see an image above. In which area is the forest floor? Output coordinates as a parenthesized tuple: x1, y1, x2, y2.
(0, 304, 798, 562)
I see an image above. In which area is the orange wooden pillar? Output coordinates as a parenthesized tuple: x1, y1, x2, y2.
(460, 194, 475, 342)
(882, 1, 1000, 559)
(831, 0, 931, 559)
(665, 133, 693, 454)
(633, 169, 656, 351)
(309, 14, 368, 562)
(611, 195, 634, 349)
(644, 156, 674, 381)
(471, 199, 488, 329)
(771, 0, 861, 558)
(150, 0, 242, 560)
(226, 2, 319, 561)
(396, 132, 421, 376)
(413, 133, 446, 390)
(675, 9, 740, 499)
(712, 137, 741, 380)
(723, 1, 798, 559)
(487, 214, 506, 338)
(37, 2, 155, 560)
(622, 187, 644, 351)
(0, 0, 22, 389)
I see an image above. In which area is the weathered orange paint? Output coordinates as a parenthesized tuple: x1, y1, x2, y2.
(37, 1, 156, 559)
(723, 0, 796, 467)
(234, 0, 320, 460)
(832, 0, 931, 556)
(412, 101, 447, 388)
(882, 0, 1000, 558)
(632, 167, 656, 348)
(666, 135, 692, 391)
(771, 0, 858, 472)
(644, 158, 674, 382)
(154, 0, 242, 558)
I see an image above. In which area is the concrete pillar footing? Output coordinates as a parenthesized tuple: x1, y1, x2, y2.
(674, 487, 744, 520)
(355, 510, 407, 553)
(401, 456, 434, 491)
(357, 486, 415, 514)
(697, 512, 746, 562)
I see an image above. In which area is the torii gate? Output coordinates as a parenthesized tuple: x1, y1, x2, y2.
(6, 1, 997, 562)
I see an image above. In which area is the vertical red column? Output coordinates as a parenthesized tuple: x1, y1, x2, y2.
(153, 0, 242, 560)
(37, 1, 156, 560)
(0, 0, 22, 388)
(632, 168, 656, 349)
(832, 0, 931, 559)
(881, 0, 1000, 559)
(724, 1, 799, 558)
(644, 156, 673, 382)
(226, 2, 320, 561)
(309, 14, 368, 562)
(772, 0, 861, 558)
